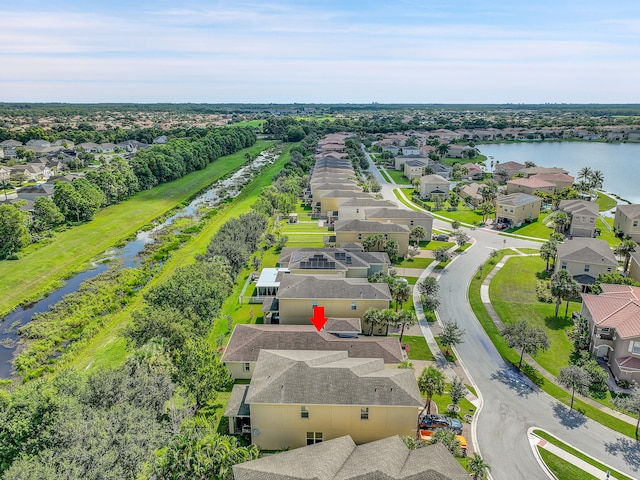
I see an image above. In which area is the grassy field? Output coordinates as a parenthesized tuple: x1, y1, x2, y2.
(391, 335, 435, 361)
(596, 191, 618, 211)
(504, 216, 554, 238)
(385, 168, 409, 184)
(468, 251, 638, 439)
(419, 240, 455, 250)
(395, 257, 435, 269)
(489, 255, 579, 376)
(0, 141, 275, 318)
(379, 168, 393, 183)
(68, 144, 290, 372)
(440, 154, 487, 166)
(538, 448, 599, 480)
(533, 430, 636, 480)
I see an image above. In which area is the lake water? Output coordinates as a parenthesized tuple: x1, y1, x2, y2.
(478, 142, 640, 204)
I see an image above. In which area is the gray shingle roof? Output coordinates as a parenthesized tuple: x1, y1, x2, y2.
(278, 248, 389, 269)
(334, 219, 411, 234)
(559, 199, 599, 216)
(404, 159, 427, 167)
(245, 350, 422, 407)
(419, 174, 449, 184)
(497, 192, 541, 207)
(616, 204, 640, 219)
(366, 207, 434, 220)
(224, 384, 251, 417)
(233, 435, 470, 480)
(276, 275, 392, 301)
(222, 324, 402, 364)
(339, 198, 398, 208)
(557, 238, 617, 266)
(320, 190, 373, 199)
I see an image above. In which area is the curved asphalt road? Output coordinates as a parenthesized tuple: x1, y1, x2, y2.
(363, 149, 640, 479)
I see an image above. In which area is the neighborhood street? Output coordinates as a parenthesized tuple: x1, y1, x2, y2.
(366, 150, 640, 480)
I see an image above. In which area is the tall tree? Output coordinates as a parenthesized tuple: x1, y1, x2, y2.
(540, 240, 557, 271)
(390, 281, 411, 312)
(613, 387, 640, 438)
(468, 453, 491, 480)
(394, 309, 417, 343)
(363, 307, 383, 336)
(502, 319, 550, 371)
(0, 204, 31, 259)
(551, 269, 579, 317)
(449, 376, 467, 408)
(31, 197, 65, 233)
(440, 321, 465, 350)
(614, 239, 636, 272)
(558, 365, 590, 410)
(577, 166, 592, 182)
(0, 179, 11, 201)
(418, 366, 445, 416)
(410, 225, 426, 244)
(418, 276, 439, 297)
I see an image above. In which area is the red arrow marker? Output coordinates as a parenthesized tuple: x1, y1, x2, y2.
(309, 305, 328, 332)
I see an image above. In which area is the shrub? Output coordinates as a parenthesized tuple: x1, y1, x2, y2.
(536, 280, 553, 303)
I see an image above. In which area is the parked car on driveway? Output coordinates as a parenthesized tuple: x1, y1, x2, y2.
(418, 414, 463, 434)
(432, 234, 449, 241)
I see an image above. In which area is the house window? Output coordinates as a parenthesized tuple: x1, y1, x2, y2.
(410, 220, 414, 226)
(243, 363, 251, 372)
(306, 432, 323, 445)
(584, 264, 590, 272)
(589, 218, 595, 224)
(561, 262, 567, 270)
(607, 267, 612, 272)
(601, 327, 610, 334)
(356, 208, 360, 214)
(358, 234, 362, 240)
(351, 302, 357, 311)
(632, 341, 640, 355)
(360, 407, 369, 420)
(634, 221, 639, 227)
(301, 406, 309, 419)
(312, 301, 318, 308)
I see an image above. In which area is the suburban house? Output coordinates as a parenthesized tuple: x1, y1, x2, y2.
(462, 163, 484, 180)
(402, 145, 420, 155)
(506, 177, 557, 195)
(533, 173, 575, 190)
(581, 284, 640, 383)
(445, 144, 474, 158)
(221, 324, 404, 379)
(365, 207, 433, 240)
(25, 139, 51, 148)
(337, 197, 398, 221)
(393, 154, 428, 171)
(558, 199, 599, 238)
(317, 190, 373, 217)
(264, 274, 391, 327)
(16, 184, 55, 201)
(0, 166, 10, 181)
(628, 251, 640, 284)
(555, 238, 618, 286)
(0, 139, 22, 148)
(403, 159, 428, 180)
(232, 435, 470, 480)
(224, 350, 423, 449)
(419, 174, 450, 200)
(614, 204, 640, 242)
(495, 193, 542, 226)
(460, 182, 483, 207)
(278, 247, 389, 278)
(429, 163, 453, 179)
(493, 160, 525, 183)
(521, 166, 569, 176)
(334, 219, 411, 256)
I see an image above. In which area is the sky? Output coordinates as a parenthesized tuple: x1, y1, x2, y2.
(2, 0, 640, 103)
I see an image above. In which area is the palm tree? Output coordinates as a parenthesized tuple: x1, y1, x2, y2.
(468, 453, 491, 480)
(615, 239, 636, 272)
(395, 309, 417, 343)
(363, 307, 382, 336)
(381, 308, 396, 336)
(390, 281, 411, 312)
(577, 166, 592, 182)
(436, 143, 450, 158)
(410, 225, 426, 245)
(551, 270, 578, 317)
(479, 201, 493, 222)
(589, 170, 604, 190)
(418, 365, 445, 416)
(540, 241, 556, 271)
(551, 211, 570, 233)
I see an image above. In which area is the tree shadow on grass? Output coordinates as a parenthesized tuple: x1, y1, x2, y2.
(543, 314, 573, 331)
(552, 402, 587, 429)
(604, 437, 640, 472)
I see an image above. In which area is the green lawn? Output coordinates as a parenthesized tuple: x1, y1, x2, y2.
(440, 154, 487, 166)
(379, 168, 393, 183)
(395, 257, 435, 269)
(516, 248, 540, 254)
(468, 251, 638, 439)
(401, 276, 418, 285)
(420, 240, 455, 250)
(391, 335, 435, 361)
(596, 217, 620, 247)
(596, 191, 617, 211)
(68, 144, 290, 372)
(280, 221, 326, 233)
(533, 430, 636, 480)
(504, 217, 554, 239)
(432, 387, 475, 419)
(538, 448, 599, 480)
(385, 168, 409, 184)
(434, 337, 458, 361)
(0, 141, 275, 318)
(489, 256, 579, 375)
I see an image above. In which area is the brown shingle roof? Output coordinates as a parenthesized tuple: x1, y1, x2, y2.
(276, 275, 392, 301)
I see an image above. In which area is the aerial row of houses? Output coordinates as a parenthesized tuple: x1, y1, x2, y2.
(375, 126, 640, 147)
(221, 135, 472, 478)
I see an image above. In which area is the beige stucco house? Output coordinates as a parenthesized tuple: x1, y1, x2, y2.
(221, 324, 404, 379)
(614, 204, 640, 242)
(558, 199, 599, 238)
(495, 193, 542, 226)
(337, 198, 398, 221)
(394, 154, 427, 171)
(269, 274, 391, 326)
(459, 182, 483, 207)
(317, 190, 374, 216)
(224, 350, 422, 449)
(403, 159, 428, 180)
(365, 207, 433, 240)
(233, 436, 470, 480)
(493, 160, 525, 183)
(555, 238, 618, 286)
(334, 219, 410, 256)
(505, 177, 556, 195)
(419, 174, 450, 200)
(581, 284, 640, 382)
(628, 251, 640, 284)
